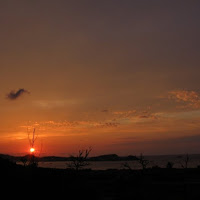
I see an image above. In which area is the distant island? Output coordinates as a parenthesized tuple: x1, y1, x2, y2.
(0, 153, 138, 162)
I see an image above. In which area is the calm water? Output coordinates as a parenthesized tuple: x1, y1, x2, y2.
(35, 154, 200, 170)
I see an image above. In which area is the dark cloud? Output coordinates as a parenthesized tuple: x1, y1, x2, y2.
(7, 88, 30, 100)
(139, 115, 149, 119)
(138, 114, 158, 120)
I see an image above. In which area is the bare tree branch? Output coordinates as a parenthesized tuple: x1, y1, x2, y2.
(67, 147, 92, 171)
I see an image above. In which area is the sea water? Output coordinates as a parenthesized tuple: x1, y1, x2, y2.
(36, 154, 200, 170)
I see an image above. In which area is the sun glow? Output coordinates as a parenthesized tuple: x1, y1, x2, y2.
(30, 147, 35, 153)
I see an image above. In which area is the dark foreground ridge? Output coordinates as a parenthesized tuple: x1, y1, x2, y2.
(1, 156, 200, 200)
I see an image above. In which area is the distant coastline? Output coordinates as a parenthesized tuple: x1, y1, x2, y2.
(0, 153, 139, 162)
(1, 153, 200, 163)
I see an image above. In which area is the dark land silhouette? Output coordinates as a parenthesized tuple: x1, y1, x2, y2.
(1, 154, 200, 200)
(0, 153, 139, 162)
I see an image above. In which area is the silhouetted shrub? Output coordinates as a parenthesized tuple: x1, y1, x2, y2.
(166, 161, 174, 169)
(122, 162, 133, 170)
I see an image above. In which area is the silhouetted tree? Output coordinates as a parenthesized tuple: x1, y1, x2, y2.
(137, 153, 149, 170)
(67, 147, 92, 171)
(28, 154, 38, 167)
(180, 154, 190, 169)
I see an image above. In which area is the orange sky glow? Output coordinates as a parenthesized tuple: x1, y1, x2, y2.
(1, 1, 200, 156)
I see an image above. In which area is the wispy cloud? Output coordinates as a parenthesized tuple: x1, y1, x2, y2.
(33, 99, 81, 108)
(21, 119, 120, 132)
(168, 90, 200, 108)
(111, 108, 160, 123)
(113, 110, 136, 118)
(6, 88, 30, 100)
(138, 114, 158, 120)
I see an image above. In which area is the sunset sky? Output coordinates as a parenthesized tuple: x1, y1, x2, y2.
(1, 1, 200, 156)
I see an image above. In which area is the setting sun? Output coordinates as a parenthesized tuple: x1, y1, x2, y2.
(30, 148, 35, 153)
